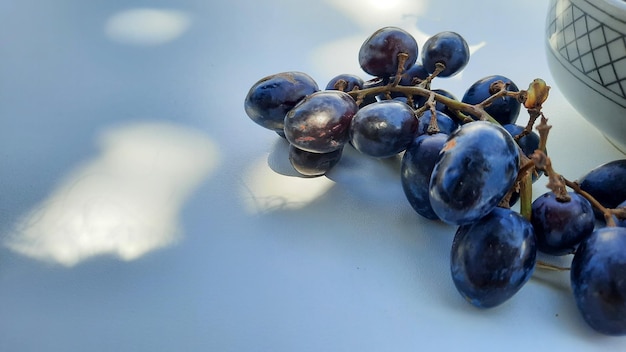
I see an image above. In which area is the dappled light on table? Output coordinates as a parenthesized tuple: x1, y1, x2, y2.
(4, 122, 218, 266)
(104, 8, 192, 46)
(240, 155, 335, 214)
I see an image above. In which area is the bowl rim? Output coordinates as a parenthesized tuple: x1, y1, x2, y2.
(602, 0, 626, 12)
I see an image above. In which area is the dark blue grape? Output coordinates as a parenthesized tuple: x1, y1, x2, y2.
(391, 62, 429, 93)
(578, 159, 626, 220)
(401, 133, 448, 219)
(414, 89, 459, 118)
(325, 74, 364, 92)
(244, 71, 319, 132)
(395, 62, 429, 86)
(462, 75, 521, 125)
(503, 123, 543, 181)
(360, 77, 386, 106)
(387, 63, 430, 100)
(451, 207, 536, 308)
(429, 121, 520, 225)
(530, 191, 595, 255)
(392, 96, 412, 107)
(416, 110, 459, 136)
(571, 226, 626, 335)
(289, 144, 343, 177)
(284, 90, 358, 153)
(502, 124, 540, 157)
(350, 100, 418, 158)
(358, 27, 419, 78)
(421, 31, 470, 78)
(433, 89, 459, 119)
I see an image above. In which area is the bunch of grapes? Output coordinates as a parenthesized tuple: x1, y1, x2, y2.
(244, 26, 626, 336)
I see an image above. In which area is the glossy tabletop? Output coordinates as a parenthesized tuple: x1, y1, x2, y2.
(1, 1, 625, 351)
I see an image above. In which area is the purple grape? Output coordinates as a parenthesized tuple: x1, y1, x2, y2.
(284, 90, 358, 153)
(421, 31, 470, 78)
(571, 226, 626, 335)
(503, 123, 544, 181)
(416, 110, 459, 136)
(325, 74, 364, 92)
(244, 71, 319, 132)
(289, 144, 343, 177)
(394, 62, 429, 86)
(360, 77, 386, 106)
(530, 191, 595, 255)
(401, 133, 448, 220)
(502, 124, 540, 158)
(433, 89, 459, 119)
(578, 159, 626, 220)
(387, 63, 430, 100)
(349, 100, 418, 158)
(429, 121, 520, 225)
(462, 75, 521, 125)
(451, 207, 536, 308)
(414, 89, 459, 118)
(358, 27, 419, 78)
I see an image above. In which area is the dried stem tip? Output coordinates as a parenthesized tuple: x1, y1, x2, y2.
(525, 78, 551, 109)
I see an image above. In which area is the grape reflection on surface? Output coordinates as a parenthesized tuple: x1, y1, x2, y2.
(240, 154, 335, 215)
(104, 8, 192, 46)
(4, 122, 218, 266)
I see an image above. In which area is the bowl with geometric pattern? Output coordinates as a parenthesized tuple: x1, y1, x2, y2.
(546, 0, 626, 153)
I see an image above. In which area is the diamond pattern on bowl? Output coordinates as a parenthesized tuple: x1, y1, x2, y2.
(547, 0, 626, 99)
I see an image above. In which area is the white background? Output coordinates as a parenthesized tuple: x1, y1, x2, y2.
(1, 0, 625, 351)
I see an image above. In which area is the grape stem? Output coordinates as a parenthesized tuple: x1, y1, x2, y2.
(426, 92, 440, 134)
(563, 178, 617, 227)
(536, 260, 570, 272)
(531, 150, 571, 202)
(348, 83, 499, 124)
(391, 53, 410, 87)
(351, 57, 620, 229)
(525, 115, 621, 226)
(349, 53, 500, 123)
(527, 116, 571, 202)
(478, 80, 518, 111)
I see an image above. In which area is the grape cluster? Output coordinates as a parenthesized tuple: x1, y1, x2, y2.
(244, 26, 626, 336)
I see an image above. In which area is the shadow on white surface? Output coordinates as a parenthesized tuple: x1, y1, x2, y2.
(4, 122, 218, 266)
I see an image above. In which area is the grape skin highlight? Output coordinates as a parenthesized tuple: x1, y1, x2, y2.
(429, 121, 520, 225)
(358, 26, 419, 78)
(421, 31, 470, 78)
(244, 71, 319, 133)
(284, 90, 358, 154)
(349, 100, 418, 158)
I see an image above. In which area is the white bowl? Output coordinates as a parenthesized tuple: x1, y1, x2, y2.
(546, 0, 626, 153)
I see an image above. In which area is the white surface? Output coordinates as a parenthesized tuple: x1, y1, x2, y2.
(0, 1, 625, 351)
